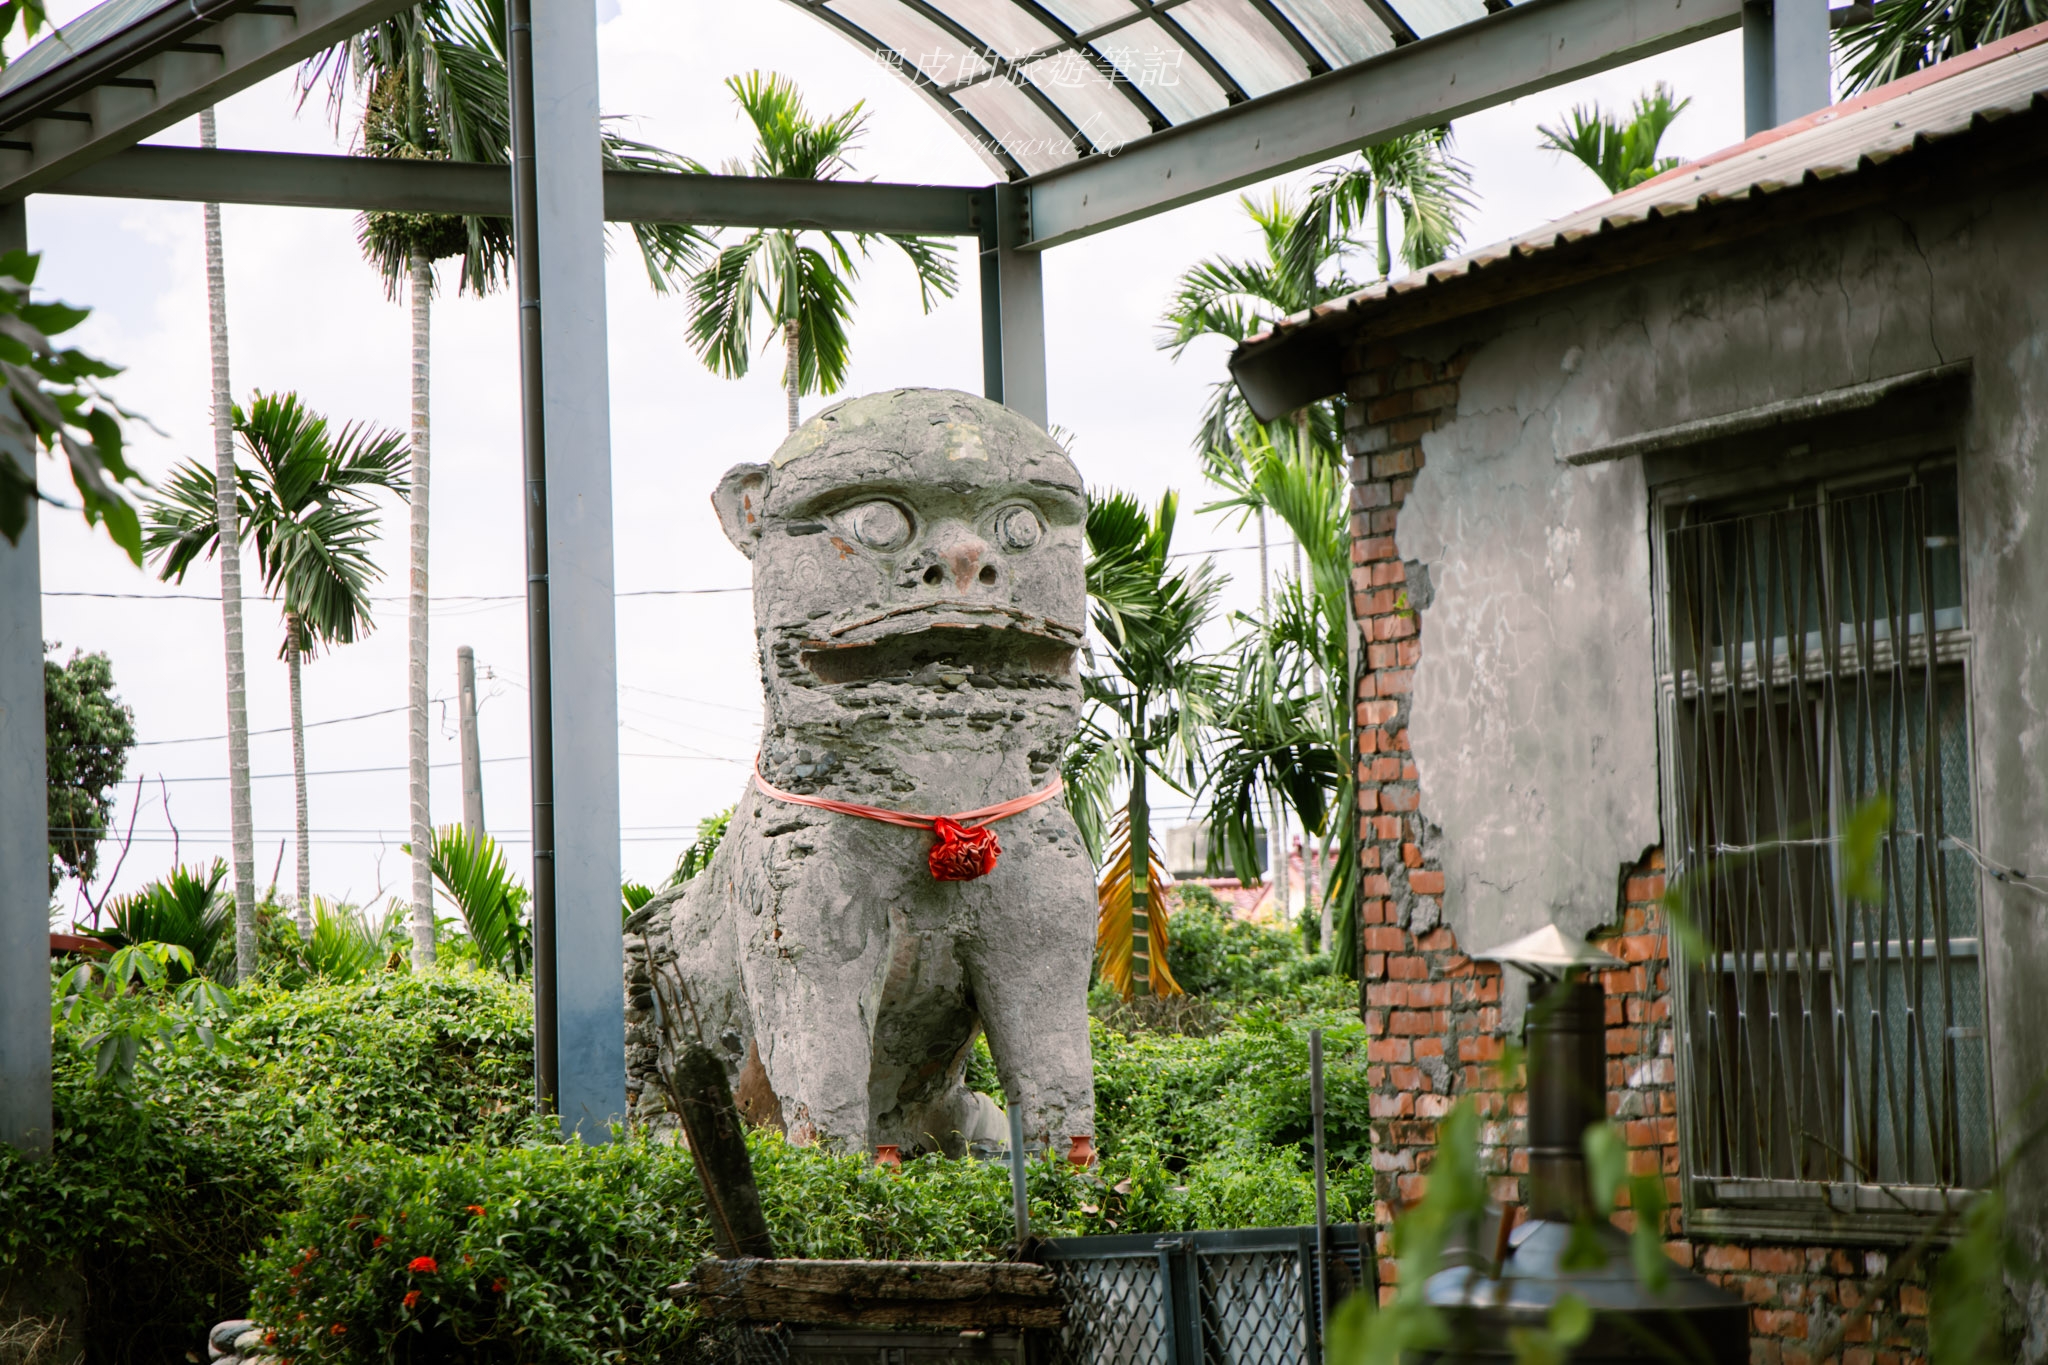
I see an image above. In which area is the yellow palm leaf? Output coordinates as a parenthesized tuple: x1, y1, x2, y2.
(1094, 816, 1182, 999)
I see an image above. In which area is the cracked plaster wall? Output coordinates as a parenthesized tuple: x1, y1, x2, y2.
(1378, 178, 2048, 1218)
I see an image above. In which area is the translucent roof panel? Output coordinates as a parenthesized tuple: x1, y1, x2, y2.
(1386, 0, 1488, 39)
(1169, 0, 1310, 97)
(1267, 0, 1395, 68)
(1019, 53, 1159, 150)
(807, 0, 1504, 178)
(922, 0, 1063, 60)
(952, 75, 1082, 173)
(1087, 17, 1231, 124)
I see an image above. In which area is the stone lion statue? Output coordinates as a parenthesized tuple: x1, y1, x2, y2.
(623, 388, 1097, 1158)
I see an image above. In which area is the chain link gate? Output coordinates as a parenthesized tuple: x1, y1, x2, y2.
(1037, 1225, 1369, 1365)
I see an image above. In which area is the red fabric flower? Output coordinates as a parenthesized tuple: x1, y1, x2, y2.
(928, 819, 1000, 881)
(408, 1257, 439, 1274)
(465, 1205, 486, 1216)
(402, 1291, 421, 1310)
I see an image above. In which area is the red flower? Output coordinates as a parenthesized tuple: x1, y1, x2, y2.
(461, 1255, 473, 1266)
(465, 1205, 486, 1216)
(371, 1236, 386, 1249)
(491, 1279, 507, 1294)
(408, 1256, 439, 1274)
(402, 1291, 421, 1310)
(287, 1267, 301, 1279)
(328, 1325, 346, 1337)
(263, 1332, 276, 1346)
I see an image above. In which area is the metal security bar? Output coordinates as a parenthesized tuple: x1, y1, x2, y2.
(1661, 465, 1992, 1204)
(1037, 1225, 1367, 1365)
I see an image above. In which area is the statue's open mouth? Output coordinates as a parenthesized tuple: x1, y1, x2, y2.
(798, 602, 1081, 686)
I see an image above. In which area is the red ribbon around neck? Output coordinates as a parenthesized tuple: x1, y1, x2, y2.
(751, 761, 1063, 882)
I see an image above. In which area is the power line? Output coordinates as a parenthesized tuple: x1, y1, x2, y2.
(45, 585, 749, 603)
(122, 748, 742, 784)
(132, 702, 412, 747)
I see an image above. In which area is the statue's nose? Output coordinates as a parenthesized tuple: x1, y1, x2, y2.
(931, 527, 994, 592)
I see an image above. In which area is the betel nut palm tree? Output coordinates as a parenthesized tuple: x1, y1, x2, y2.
(195, 104, 261, 981)
(1065, 489, 1222, 999)
(1536, 83, 1691, 195)
(300, 0, 706, 964)
(146, 392, 408, 937)
(1199, 420, 1362, 968)
(1283, 126, 1475, 290)
(688, 71, 959, 434)
(1159, 190, 1355, 897)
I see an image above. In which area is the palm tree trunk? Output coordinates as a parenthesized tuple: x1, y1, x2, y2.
(1256, 508, 1286, 916)
(784, 319, 801, 433)
(1315, 828, 1332, 955)
(1128, 744, 1151, 998)
(406, 249, 435, 967)
(287, 614, 311, 935)
(200, 107, 258, 983)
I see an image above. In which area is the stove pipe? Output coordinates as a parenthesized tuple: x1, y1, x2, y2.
(1415, 945, 1748, 1364)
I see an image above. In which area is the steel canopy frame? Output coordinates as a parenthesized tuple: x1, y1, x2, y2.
(0, 0, 1800, 1150)
(1014, 0, 1747, 248)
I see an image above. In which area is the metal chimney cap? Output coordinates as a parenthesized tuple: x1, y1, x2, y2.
(1470, 923, 1622, 980)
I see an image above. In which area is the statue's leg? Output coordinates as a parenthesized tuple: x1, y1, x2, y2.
(731, 814, 898, 1151)
(963, 809, 1097, 1153)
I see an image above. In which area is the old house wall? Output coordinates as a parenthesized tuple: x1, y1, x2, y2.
(1344, 169, 2048, 1363)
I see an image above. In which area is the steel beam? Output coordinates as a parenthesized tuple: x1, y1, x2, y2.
(0, 0, 413, 201)
(42, 144, 988, 234)
(1016, 0, 1745, 248)
(0, 199, 51, 1159)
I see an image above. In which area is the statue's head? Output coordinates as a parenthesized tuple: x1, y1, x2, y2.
(713, 389, 1085, 700)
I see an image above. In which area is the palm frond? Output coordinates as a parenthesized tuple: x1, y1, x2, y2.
(142, 461, 238, 583)
(426, 823, 530, 977)
(1836, 0, 2048, 93)
(1093, 813, 1182, 999)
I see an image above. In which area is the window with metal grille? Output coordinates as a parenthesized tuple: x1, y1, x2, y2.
(1657, 461, 1990, 1217)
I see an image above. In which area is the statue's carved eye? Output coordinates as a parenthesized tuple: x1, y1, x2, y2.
(844, 501, 912, 551)
(993, 505, 1042, 552)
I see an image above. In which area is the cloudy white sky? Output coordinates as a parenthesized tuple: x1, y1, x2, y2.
(28, 0, 1761, 918)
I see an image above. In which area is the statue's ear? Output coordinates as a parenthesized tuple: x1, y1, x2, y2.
(712, 463, 772, 558)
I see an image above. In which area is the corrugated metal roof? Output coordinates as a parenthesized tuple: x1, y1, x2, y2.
(1239, 21, 2048, 355)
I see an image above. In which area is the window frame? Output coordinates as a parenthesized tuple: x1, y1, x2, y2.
(1648, 427, 1994, 1245)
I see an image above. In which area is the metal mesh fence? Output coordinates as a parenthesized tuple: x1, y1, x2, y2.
(1039, 1225, 1367, 1365)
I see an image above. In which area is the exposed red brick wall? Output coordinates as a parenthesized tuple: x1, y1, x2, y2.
(1343, 343, 1936, 1363)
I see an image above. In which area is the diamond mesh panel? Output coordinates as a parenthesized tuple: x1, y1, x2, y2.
(1046, 1258, 1170, 1365)
(1198, 1251, 1307, 1365)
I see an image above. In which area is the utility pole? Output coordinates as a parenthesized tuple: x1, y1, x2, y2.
(457, 646, 485, 841)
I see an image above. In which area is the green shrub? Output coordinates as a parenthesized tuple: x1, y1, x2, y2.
(249, 1140, 705, 1365)
(1161, 892, 1344, 1006)
(1091, 1007, 1372, 1177)
(1, 969, 537, 1365)
(244, 1129, 1345, 1365)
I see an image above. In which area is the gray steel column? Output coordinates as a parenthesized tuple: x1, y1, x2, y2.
(1772, 0, 1832, 123)
(529, 0, 624, 1141)
(1742, 0, 1831, 135)
(0, 199, 52, 1159)
(1741, 1, 1775, 135)
(979, 185, 1047, 428)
